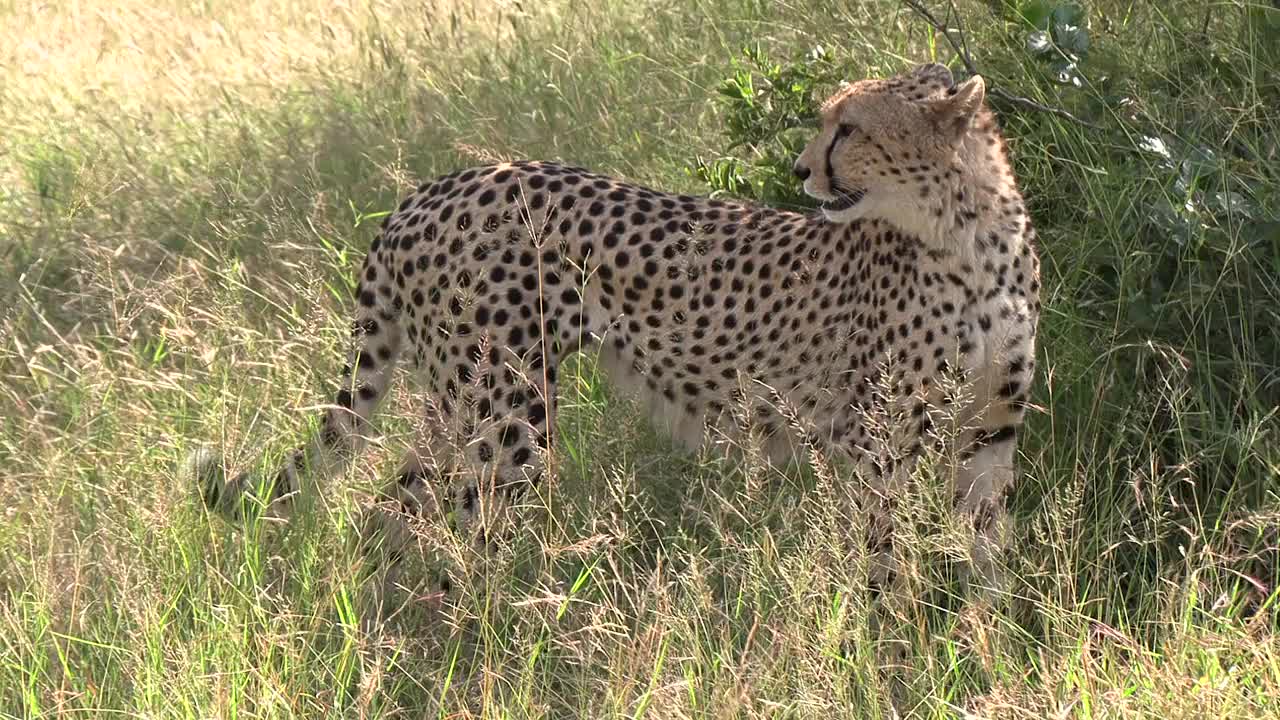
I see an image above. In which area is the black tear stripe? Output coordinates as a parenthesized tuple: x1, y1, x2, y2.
(825, 124, 854, 186)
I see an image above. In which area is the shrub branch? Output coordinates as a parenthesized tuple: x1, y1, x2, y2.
(903, 0, 1102, 129)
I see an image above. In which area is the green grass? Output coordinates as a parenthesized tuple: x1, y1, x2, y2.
(1, 0, 1278, 716)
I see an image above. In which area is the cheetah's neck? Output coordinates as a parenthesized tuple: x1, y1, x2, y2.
(892, 113, 1024, 264)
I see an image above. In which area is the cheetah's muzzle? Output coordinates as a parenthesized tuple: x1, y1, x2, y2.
(822, 186, 866, 212)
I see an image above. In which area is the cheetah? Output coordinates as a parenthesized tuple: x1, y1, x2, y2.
(195, 63, 1039, 599)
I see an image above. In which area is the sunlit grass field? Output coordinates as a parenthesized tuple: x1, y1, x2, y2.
(2, 0, 1278, 716)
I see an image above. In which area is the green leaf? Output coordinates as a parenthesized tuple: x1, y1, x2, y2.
(717, 82, 747, 100)
(1181, 145, 1220, 183)
(1208, 191, 1255, 220)
(1026, 31, 1052, 55)
(1049, 3, 1086, 28)
(1050, 58, 1084, 87)
(1050, 4, 1090, 56)
(1010, 0, 1054, 30)
(1054, 24, 1090, 55)
(1146, 200, 1195, 246)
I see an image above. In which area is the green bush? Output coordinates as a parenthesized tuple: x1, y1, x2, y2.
(691, 43, 844, 209)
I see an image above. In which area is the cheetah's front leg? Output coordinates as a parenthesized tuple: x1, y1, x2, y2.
(953, 425, 1017, 598)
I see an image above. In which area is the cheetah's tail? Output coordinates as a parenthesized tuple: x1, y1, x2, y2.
(186, 442, 320, 521)
(186, 445, 270, 521)
(189, 254, 404, 521)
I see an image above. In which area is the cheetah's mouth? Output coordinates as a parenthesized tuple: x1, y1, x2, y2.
(821, 187, 866, 213)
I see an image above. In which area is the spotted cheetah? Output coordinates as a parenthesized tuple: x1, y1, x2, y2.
(195, 63, 1039, 597)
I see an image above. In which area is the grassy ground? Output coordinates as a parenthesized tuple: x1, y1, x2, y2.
(1, 0, 1278, 717)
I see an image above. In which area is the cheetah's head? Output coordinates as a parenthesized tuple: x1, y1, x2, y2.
(793, 64, 987, 227)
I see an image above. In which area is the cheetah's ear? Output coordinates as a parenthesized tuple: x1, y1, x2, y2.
(924, 75, 985, 137)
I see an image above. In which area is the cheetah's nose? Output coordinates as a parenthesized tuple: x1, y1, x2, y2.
(792, 164, 811, 181)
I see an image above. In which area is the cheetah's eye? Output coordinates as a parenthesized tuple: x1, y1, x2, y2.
(835, 123, 856, 139)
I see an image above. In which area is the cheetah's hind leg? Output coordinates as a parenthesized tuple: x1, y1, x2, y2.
(351, 438, 463, 623)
